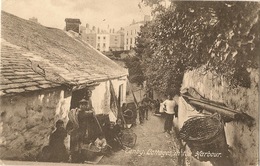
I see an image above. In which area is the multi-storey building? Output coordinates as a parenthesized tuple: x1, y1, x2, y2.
(96, 33, 110, 52)
(82, 33, 97, 48)
(82, 24, 124, 52)
(124, 15, 151, 50)
(109, 28, 124, 51)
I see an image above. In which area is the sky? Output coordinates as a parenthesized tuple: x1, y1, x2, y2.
(1, 0, 151, 31)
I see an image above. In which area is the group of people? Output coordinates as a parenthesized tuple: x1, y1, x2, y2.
(39, 92, 178, 163)
(138, 93, 178, 135)
(39, 97, 124, 163)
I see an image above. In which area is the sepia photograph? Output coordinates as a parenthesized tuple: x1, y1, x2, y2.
(0, 0, 259, 166)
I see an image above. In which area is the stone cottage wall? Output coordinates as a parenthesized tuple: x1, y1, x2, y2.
(0, 87, 71, 160)
(178, 68, 259, 166)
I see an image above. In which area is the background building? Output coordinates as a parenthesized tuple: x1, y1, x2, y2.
(124, 15, 150, 50)
(109, 28, 124, 51)
(81, 23, 124, 52)
(96, 33, 110, 52)
(82, 33, 97, 48)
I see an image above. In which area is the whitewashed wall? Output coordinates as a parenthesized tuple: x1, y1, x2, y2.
(91, 76, 127, 117)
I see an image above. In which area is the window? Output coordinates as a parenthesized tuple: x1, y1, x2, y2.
(131, 30, 132, 35)
(97, 43, 100, 47)
(130, 38, 132, 44)
(127, 31, 128, 36)
(103, 43, 106, 47)
(126, 39, 128, 44)
(103, 36, 106, 40)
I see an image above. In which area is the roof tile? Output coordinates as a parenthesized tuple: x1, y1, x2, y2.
(5, 88, 26, 93)
(0, 91, 6, 96)
(0, 78, 13, 85)
(37, 80, 53, 85)
(21, 82, 40, 87)
(11, 78, 33, 83)
(38, 84, 53, 89)
(25, 86, 41, 91)
(0, 83, 24, 90)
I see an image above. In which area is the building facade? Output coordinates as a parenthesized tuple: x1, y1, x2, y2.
(109, 29, 124, 51)
(96, 33, 110, 52)
(124, 16, 150, 50)
(124, 22, 143, 50)
(82, 25, 124, 52)
(82, 33, 97, 48)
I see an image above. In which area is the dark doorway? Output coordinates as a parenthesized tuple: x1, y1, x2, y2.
(70, 89, 86, 109)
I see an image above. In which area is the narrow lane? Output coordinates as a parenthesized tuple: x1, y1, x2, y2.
(99, 113, 181, 166)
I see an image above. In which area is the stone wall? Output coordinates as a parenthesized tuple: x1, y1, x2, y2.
(0, 87, 71, 160)
(178, 67, 259, 166)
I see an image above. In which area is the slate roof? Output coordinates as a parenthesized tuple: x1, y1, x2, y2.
(0, 11, 128, 96)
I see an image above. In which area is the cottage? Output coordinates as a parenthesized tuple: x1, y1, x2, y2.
(0, 11, 128, 160)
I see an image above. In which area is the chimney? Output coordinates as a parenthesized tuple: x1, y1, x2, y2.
(65, 18, 81, 33)
(97, 27, 100, 33)
(92, 26, 96, 32)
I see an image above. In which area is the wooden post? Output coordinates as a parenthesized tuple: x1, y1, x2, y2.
(109, 79, 127, 128)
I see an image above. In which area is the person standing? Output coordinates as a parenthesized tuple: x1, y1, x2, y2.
(163, 94, 177, 134)
(66, 98, 95, 163)
(138, 101, 145, 124)
(141, 94, 153, 120)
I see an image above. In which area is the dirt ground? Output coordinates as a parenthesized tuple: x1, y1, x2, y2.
(99, 112, 182, 166)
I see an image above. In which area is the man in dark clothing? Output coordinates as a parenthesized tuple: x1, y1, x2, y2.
(141, 94, 153, 120)
(66, 98, 95, 163)
(138, 102, 146, 124)
(48, 120, 69, 162)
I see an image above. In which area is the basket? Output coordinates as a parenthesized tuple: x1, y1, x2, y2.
(121, 129, 137, 148)
(81, 144, 101, 160)
(179, 115, 228, 162)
